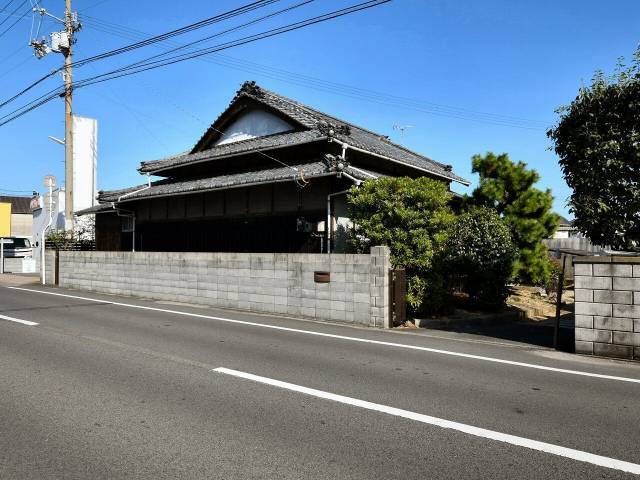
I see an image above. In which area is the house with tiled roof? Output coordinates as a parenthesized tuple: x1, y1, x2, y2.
(82, 81, 468, 252)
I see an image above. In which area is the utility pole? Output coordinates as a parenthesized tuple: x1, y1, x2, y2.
(30, 1, 81, 230)
(63, 0, 74, 230)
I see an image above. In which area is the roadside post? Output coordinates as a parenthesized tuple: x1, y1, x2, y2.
(0, 201, 10, 275)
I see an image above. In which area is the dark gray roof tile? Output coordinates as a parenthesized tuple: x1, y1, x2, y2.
(138, 82, 469, 185)
(139, 130, 322, 174)
(101, 161, 333, 203)
(75, 203, 116, 216)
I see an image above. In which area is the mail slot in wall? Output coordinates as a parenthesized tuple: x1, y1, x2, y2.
(314, 271, 330, 283)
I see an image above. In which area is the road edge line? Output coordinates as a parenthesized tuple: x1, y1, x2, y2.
(7, 286, 640, 385)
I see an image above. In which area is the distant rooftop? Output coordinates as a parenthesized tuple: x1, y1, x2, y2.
(0, 195, 32, 214)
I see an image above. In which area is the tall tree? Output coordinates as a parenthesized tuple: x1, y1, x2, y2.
(468, 152, 558, 284)
(547, 49, 640, 250)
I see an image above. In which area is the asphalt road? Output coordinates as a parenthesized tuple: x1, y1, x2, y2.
(1, 285, 639, 479)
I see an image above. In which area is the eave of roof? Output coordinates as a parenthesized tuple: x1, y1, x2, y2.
(101, 161, 334, 204)
(75, 203, 116, 216)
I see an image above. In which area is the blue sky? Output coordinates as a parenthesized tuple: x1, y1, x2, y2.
(1, 0, 638, 217)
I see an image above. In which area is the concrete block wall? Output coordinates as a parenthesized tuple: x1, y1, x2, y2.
(574, 256, 640, 360)
(46, 247, 391, 328)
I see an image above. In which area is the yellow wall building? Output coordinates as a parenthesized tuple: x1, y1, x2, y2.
(0, 196, 33, 238)
(0, 202, 11, 238)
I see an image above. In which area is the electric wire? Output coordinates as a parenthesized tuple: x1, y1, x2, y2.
(0, 0, 390, 186)
(0, 1, 390, 130)
(71, 0, 392, 91)
(77, 0, 110, 13)
(0, 0, 281, 109)
(0, 0, 18, 13)
(77, 0, 315, 71)
(0, 54, 32, 80)
(0, 0, 387, 116)
(79, 9, 549, 130)
(0, 1, 30, 39)
(0, 0, 24, 26)
(0, 0, 392, 184)
(73, 0, 280, 67)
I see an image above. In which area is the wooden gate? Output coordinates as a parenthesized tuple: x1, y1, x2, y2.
(389, 268, 407, 327)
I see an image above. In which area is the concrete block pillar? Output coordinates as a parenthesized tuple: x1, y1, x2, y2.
(573, 256, 640, 360)
(369, 245, 391, 328)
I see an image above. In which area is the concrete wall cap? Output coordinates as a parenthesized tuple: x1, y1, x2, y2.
(573, 255, 640, 265)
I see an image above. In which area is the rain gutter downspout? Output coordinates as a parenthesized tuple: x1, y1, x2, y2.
(326, 143, 362, 253)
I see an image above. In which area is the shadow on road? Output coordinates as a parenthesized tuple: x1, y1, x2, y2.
(421, 311, 575, 352)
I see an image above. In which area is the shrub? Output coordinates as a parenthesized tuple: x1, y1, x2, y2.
(444, 208, 517, 308)
(347, 177, 455, 313)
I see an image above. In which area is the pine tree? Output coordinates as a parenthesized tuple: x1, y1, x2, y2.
(468, 152, 558, 284)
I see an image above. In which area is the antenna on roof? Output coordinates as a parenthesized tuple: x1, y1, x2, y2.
(392, 124, 415, 138)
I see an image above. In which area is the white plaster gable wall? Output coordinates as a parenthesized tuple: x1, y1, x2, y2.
(215, 109, 295, 145)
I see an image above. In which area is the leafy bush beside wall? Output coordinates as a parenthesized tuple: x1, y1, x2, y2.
(444, 208, 517, 308)
(347, 177, 455, 313)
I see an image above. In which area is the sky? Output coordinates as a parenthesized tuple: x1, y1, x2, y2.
(0, 0, 638, 218)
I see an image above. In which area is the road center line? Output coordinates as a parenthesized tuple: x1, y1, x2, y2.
(213, 367, 640, 475)
(7, 286, 640, 384)
(0, 313, 39, 326)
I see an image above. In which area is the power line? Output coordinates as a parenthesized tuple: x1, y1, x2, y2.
(79, 10, 549, 130)
(0, 10, 26, 19)
(0, 43, 28, 64)
(0, 0, 283, 110)
(72, 0, 392, 90)
(0, 53, 32, 80)
(0, 1, 30, 39)
(77, 0, 110, 13)
(0, 0, 392, 182)
(0, 0, 392, 128)
(73, 0, 280, 68)
(0, 0, 18, 12)
(78, 0, 315, 69)
(83, 59, 176, 148)
(0, 0, 23, 24)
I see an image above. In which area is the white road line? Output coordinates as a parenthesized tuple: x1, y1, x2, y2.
(0, 313, 39, 326)
(213, 367, 640, 475)
(7, 286, 640, 385)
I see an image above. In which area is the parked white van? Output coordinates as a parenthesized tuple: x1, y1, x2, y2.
(0, 237, 33, 258)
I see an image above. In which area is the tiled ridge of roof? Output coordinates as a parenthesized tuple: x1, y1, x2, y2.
(138, 81, 469, 185)
(238, 83, 468, 184)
